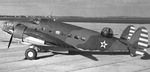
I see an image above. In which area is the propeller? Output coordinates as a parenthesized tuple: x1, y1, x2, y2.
(8, 34, 13, 49)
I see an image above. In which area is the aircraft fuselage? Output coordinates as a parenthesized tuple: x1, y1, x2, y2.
(2, 19, 129, 52)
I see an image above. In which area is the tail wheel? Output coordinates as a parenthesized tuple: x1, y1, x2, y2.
(128, 45, 137, 57)
(130, 53, 136, 57)
(25, 48, 37, 60)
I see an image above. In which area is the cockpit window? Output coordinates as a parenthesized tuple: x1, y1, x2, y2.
(33, 18, 40, 24)
(101, 27, 113, 38)
(4, 22, 14, 27)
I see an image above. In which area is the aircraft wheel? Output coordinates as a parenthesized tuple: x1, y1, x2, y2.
(25, 48, 37, 60)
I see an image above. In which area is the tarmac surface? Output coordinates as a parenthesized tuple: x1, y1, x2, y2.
(0, 22, 150, 72)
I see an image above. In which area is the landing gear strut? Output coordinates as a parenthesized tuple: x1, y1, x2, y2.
(25, 45, 37, 60)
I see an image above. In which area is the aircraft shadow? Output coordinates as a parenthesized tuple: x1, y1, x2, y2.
(36, 54, 55, 60)
(23, 45, 150, 61)
(140, 52, 150, 60)
(26, 45, 137, 61)
(53, 51, 130, 61)
(141, 45, 150, 60)
(24, 53, 56, 60)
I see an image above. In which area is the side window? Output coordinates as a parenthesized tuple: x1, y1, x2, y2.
(81, 37, 86, 41)
(41, 27, 45, 31)
(74, 35, 79, 39)
(68, 34, 72, 38)
(61, 32, 66, 36)
(55, 31, 60, 35)
(49, 30, 52, 33)
(35, 28, 37, 30)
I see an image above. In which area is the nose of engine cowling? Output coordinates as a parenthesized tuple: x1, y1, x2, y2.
(2, 22, 14, 34)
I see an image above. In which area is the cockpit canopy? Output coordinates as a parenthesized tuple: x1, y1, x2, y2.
(101, 27, 113, 38)
(33, 18, 55, 24)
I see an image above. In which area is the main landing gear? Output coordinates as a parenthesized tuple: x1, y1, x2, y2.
(25, 45, 37, 60)
(24, 45, 54, 60)
(25, 48, 37, 60)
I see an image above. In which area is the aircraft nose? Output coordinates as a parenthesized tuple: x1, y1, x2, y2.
(2, 22, 7, 31)
(2, 22, 14, 34)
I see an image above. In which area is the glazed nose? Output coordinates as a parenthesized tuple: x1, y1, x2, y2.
(2, 22, 8, 31)
(2, 22, 14, 34)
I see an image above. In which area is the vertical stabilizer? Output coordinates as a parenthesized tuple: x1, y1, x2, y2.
(128, 27, 149, 56)
(120, 25, 136, 42)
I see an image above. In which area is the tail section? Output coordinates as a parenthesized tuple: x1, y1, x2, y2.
(120, 25, 136, 42)
(128, 27, 149, 56)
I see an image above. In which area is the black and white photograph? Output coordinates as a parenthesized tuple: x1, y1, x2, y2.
(0, 0, 150, 72)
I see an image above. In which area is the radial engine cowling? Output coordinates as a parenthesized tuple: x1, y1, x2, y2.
(13, 25, 27, 39)
(101, 27, 113, 38)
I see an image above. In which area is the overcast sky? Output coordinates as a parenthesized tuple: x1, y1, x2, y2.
(0, 0, 150, 17)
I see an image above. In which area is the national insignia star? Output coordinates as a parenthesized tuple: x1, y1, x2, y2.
(100, 40, 108, 48)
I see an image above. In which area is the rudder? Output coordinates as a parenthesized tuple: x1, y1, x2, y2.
(128, 27, 149, 56)
(120, 25, 136, 42)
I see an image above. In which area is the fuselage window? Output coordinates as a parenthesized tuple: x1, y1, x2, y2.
(34, 28, 37, 30)
(41, 27, 45, 31)
(61, 33, 66, 36)
(56, 31, 60, 35)
(81, 37, 86, 41)
(33, 18, 40, 24)
(49, 30, 52, 33)
(74, 35, 79, 39)
(68, 34, 72, 38)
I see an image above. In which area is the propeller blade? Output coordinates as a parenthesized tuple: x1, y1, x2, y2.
(8, 34, 13, 49)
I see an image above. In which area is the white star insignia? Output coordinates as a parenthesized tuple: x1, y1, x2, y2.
(100, 41, 108, 48)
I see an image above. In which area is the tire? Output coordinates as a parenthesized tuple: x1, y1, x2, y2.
(25, 48, 37, 60)
(130, 53, 136, 57)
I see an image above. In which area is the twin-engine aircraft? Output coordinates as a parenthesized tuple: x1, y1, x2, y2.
(1, 15, 149, 60)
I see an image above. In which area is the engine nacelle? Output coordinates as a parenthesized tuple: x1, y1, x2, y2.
(13, 25, 27, 39)
(101, 27, 113, 38)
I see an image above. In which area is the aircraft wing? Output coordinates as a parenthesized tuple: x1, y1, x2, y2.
(55, 16, 150, 24)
